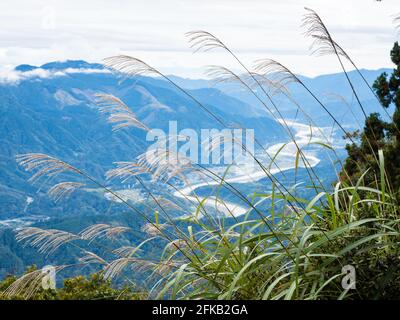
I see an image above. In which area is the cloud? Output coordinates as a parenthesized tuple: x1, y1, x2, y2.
(0, 66, 110, 84)
(0, 0, 398, 78)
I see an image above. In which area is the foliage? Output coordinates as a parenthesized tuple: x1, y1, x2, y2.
(0, 266, 146, 300)
(147, 163, 400, 299)
(342, 41, 400, 191)
(4, 8, 400, 301)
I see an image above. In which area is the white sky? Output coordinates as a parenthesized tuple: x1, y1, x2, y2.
(0, 0, 399, 78)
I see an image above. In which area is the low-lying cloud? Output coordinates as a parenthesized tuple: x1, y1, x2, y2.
(0, 67, 110, 84)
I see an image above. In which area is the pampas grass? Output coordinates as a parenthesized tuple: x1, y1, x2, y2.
(47, 182, 85, 202)
(79, 224, 131, 242)
(7, 7, 400, 300)
(95, 93, 149, 132)
(16, 228, 79, 255)
(16, 153, 80, 183)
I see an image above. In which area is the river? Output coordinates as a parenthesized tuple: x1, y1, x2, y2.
(173, 119, 327, 218)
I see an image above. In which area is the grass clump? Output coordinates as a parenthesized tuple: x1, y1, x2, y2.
(152, 171, 400, 299)
(5, 7, 400, 300)
(0, 266, 146, 300)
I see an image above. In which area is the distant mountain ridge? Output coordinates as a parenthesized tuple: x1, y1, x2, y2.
(0, 59, 393, 279)
(0, 60, 285, 219)
(169, 67, 393, 126)
(9, 60, 392, 125)
(0, 60, 393, 223)
(15, 60, 105, 72)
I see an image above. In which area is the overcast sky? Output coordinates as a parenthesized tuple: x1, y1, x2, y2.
(0, 0, 399, 78)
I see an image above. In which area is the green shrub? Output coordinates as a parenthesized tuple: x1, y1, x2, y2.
(0, 266, 147, 300)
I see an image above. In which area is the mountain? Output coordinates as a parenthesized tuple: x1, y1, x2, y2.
(0, 60, 391, 278)
(0, 60, 291, 278)
(0, 60, 285, 215)
(169, 68, 393, 127)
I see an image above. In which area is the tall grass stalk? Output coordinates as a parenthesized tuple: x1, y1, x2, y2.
(5, 7, 400, 300)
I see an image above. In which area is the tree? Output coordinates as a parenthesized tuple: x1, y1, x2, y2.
(341, 41, 400, 192)
(0, 266, 147, 300)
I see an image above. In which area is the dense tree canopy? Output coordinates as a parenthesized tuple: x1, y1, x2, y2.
(341, 41, 400, 192)
(0, 266, 147, 300)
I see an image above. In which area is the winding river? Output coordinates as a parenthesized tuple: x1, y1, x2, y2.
(173, 119, 325, 217)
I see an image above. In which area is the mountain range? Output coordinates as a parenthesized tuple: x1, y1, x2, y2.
(0, 60, 393, 278)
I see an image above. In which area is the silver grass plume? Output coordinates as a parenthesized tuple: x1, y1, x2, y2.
(165, 239, 188, 253)
(302, 7, 349, 59)
(48, 181, 84, 202)
(112, 246, 142, 257)
(395, 13, 400, 31)
(302, 7, 395, 128)
(187, 31, 289, 96)
(106, 149, 193, 184)
(185, 30, 228, 53)
(248, 73, 291, 97)
(204, 65, 246, 85)
(252, 59, 299, 88)
(108, 148, 193, 183)
(106, 161, 151, 183)
(138, 148, 193, 182)
(149, 197, 184, 212)
(103, 258, 136, 280)
(15, 227, 79, 255)
(200, 127, 249, 159)
(79, 223, 131, 242)
(302, 7, 371, 122)
(79, 251, 107, 265)
(105, 134, 193, 182)
(95, 93, 149, 131)
(153, 260, 182, 276)
(253, 58, 357, 141)
(103, 258, 154, 280)
(103, 55, 161, 77)
(16, 153, 80, 183)
(204, 65, 282, 95)
(2, 266, 65, 299)
(141, 223, 168, 237)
